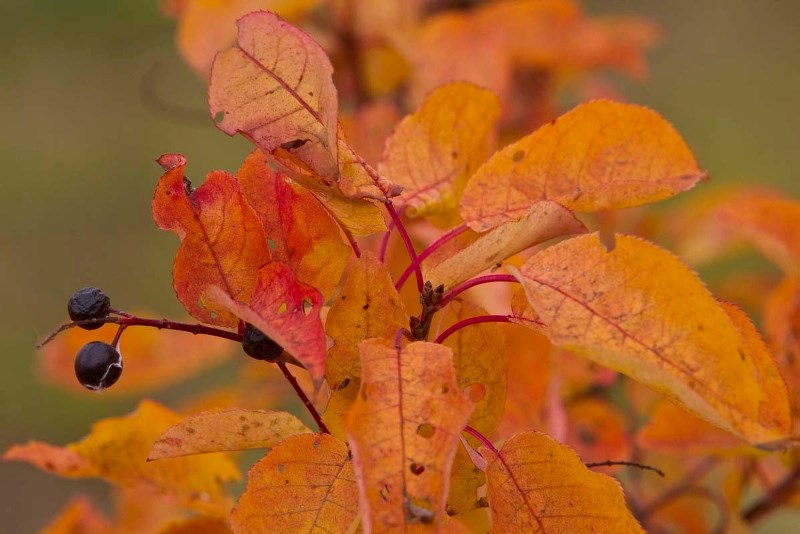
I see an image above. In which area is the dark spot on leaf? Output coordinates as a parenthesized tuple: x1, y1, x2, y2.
(44, 461, 55, 471)
(451, 150, 459, 159)
(738, 348, 746, 361)
(337, 377, 351, 390)
(241, 424, 250, 434)
(416, 423, 435, 439)
(253, 421, 263, 428)
(380, 485, 391, 502)
(308, 91, 314, 97)
(185, 427, 195, 435)
(441, 384, 449, 394)
(280, 139, 310, 150)
(239, 415, 247, 422)
(512, 150, 525, 162)
(362, 303, 370, 310)
(577, 427, 597, 445)
(277, 463, 285, 473)
(410, 462, 425, 475)
(476, 497, 489, 508)
(465, 383, 486, 402)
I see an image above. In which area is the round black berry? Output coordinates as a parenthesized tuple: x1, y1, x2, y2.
(74, 341, 123, 390)
(68, 287, 111, 330)
(242, 323, 283, 362)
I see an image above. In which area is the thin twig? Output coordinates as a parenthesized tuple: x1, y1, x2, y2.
(438, 274, 518, 308)
(385, 201, 424, 292)
(433, 314, 511, 344)
(396, 224, 468, 290)
(463, 425, 498, 454)
(743, 466, 800, 525)
(378, 221, 395, 262)
(277, 362, 329, 434)
(586, 460, 664, 478)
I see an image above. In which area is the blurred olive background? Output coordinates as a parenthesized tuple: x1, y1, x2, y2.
(0, 1, 798, 531)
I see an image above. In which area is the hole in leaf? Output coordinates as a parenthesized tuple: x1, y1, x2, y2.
(410, 462, 425, 475)
(277, 302, 287, 314)
(416, 423, 435, 439)
(267, 238, 277, 251)
(512, 150, 525, 162)
(213, 111, 225, 123)
(577, 427, 597, 445)
(302, 298, 313, 316)
(465, 383, 487, 403)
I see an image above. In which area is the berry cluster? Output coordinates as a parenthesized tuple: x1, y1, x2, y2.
(59, 287, 285, 392)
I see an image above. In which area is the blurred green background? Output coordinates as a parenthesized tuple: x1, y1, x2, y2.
(0, 1, 798, 531)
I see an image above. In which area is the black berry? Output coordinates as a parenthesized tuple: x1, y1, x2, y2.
(68, 287, 111, 330)
(242, 323, 283, 362)
(74, 341, 123, 390)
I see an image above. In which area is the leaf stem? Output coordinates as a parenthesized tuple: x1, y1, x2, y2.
(277, 361, 329, 434)
(433, 314, 511, 344)
(344, 228, 362, 258)
(463, 425, 498, 454)
(396, 224, 468, 290)
(438, 274, 518, 308)
(385, 201, 424, 292)
(378, 221, 395, 262)
(585, 460, 664, 478)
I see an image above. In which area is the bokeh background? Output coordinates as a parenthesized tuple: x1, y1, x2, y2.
(1, 1, 798, 531)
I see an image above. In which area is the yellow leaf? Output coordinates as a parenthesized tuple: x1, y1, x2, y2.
(482, 431, 643, 533)
(425, 201, 586, 288)
(149, 409, 311, 459)
(4, 400, 240, 515)
(230, 434, 359, 533)
(437, 299, 507, 436)
(40, 496, 112, 534)
(323, 252, 409, 438)
(345, 340, 473, 531)
(157, 516, 232, 534)
(461, 100, 705, 231)
(518, 233, 793, 445)
(379, 82, 500, 226)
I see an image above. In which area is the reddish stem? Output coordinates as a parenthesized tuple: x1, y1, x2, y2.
(378, 221, 395, 262)
(744, 466, 800, 525)
(433, 314, 511, 344)
(344, 228, 362, 258)
(385, 201, 424, 292)
(396, 224, 469, 290)
(277, 361, 329, 434)
(463, 425, 498, 454)
(439, 274, 518, 308)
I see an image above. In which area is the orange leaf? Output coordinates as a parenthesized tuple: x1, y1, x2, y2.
(209, 11, 339, 180)
(764, 276, 800, 410)
(437, 299, 507, 436)
(461, 100, 706, 231)
(158, 516, 232, 534)
(38, 319, 232, 395)
(379, 82, 500, 226)
(230, 434, 359, 533)
(323, 252, 409, 438)
(345, 340, 473, 531)
(566, 398, 631, 467)
(636, 400, 749, 454)
(482, 431, 643, 532)
(153, 154, 270, 326)
(425, 201, 586, 288)
(208, 11, 400, 201)
(4, 400, 240, 515)
(149, 409, 311, 459)
(174, 0, 320, 77)
(712, 189, 800, 274)
(210, 261, 326, 386)
(517, 233, 793, 445)
(237, 149, 351, 298)
(40, 496, 112, 534)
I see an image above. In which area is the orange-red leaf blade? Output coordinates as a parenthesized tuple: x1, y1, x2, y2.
(482, 431, 643, 532)
(461, 100, 706, 231)
(230, 434, 359, 534)
(345, 340, 473, 531)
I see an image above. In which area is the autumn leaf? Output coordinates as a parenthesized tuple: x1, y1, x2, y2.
(209, 11, 400, 202)
(566, 398, 631, 467)
(158, 516, 232, 534)
(40, 496, 112, 534)
(345, 340, 473, 531)
(437, 299, 507, 436)
(4, 400, 240, 515)
(38, 319, 232, 395)
(323, 252, 409, 438)
(425, 201, 586, 288)
(230, 433, 359, 533)
(517, 232, 793, 445)
(379, 82, 500, 226)
(711, 189, 800, 274)
(171, 0, 321, 77)
(237, 149, 351, 298)
(149, 409, 311, 459)
(481, 431, 643, 533)
(764, 276, 800, 409)
(153, 154, 270, 326)
(461, 100, 706, 231)
(209, 261, 327, 386)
